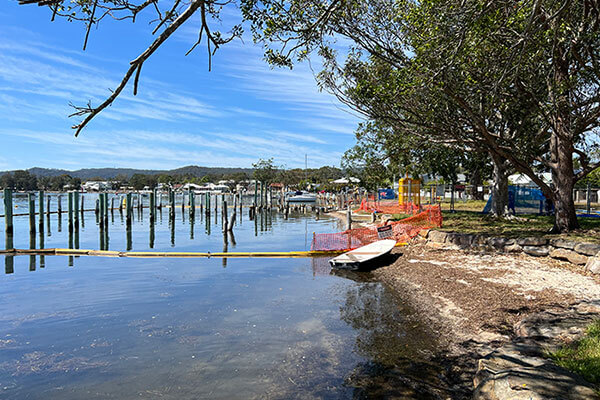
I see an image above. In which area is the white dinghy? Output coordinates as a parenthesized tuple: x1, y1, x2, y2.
(328, 239, 397, 270)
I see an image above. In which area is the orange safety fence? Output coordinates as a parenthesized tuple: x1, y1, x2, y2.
(311, 205, 442, 251)
(358, 198, 421, 215)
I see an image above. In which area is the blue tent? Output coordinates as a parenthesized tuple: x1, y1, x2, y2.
(483, 185, 552, 215)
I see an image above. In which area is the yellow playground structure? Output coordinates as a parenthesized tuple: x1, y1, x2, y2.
(398, 177, 421, 207)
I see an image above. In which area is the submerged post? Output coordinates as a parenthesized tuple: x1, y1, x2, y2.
(57, 194, 62, 215)
(4, 189, 13, 236)
(126, 193, 132, 225)
(80, 195, 85, 218)
(46, 194, 50, 217)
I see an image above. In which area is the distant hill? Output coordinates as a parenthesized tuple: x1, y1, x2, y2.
(1, 165, 253, 180)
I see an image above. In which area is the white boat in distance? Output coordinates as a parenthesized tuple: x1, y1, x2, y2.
(287, 191, 317, 202)
(329, 240, 397, 270)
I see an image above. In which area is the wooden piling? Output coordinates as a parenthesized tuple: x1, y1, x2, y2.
(38, 190, 44, 231)
(68, 192, 73, 233)
(57, 194, 62, 215)
(99, 194, 105, 230)
(227, 211, 236, 232)
(126, 193, 132, 225)
(346, 208, 352, 231)
(4, 189, 13, 236)
(104, 193, 109, 225)
(150, 191, 155, 222)
(189, 190, 195, 218)
(222, 200, 228, 232)
(73, 191, 79, 227)
(169, 189, 175, 219)
(27, 193, 36, 234)
(46, 194, 50, 217)
(80, 195, 84, 218)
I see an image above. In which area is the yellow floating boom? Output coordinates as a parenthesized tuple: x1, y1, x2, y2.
(0, 242, 407, 259)
(0, 248, 344, 258)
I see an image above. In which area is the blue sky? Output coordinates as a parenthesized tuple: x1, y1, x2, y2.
(0, 2, 361, 171)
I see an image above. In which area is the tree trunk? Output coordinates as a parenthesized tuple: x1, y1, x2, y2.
(548, 47, 579, 233)
(469, 168, 484, 201)
(490, 154, 509, 217)
(550, 135, 579, 232)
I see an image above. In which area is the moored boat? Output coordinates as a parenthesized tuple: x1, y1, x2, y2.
(328, 239, 397, 270)
(287, 190, 317, 202)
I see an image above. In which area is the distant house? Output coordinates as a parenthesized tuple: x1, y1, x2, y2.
(509, 173, 552, 187)
(82, 181, 111, 191)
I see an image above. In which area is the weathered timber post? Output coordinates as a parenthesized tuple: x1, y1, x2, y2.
(4, 189, 13, 236)
(126, 193, 132, 225)
(57, 194, 62, 215)
(346, 207, 352, 231)
(68, 192, 73, 233)
(28, 193, 36, 234)
(150, 191, 155, 223)
(169, 189, 175, 220)
(222, 199, 228, 232)
(73, 191, 79, 228)
(99, 194, 105, 230)
(191, 191, 196, 218)
(46, 194, 50, 218)
(38, 190, 44, 232)
(104, 193, 109, 226)
(227, 211, 236, 232)
(80, 195, 84, 218)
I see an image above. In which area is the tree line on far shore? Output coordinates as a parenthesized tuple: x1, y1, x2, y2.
(0, 165, 346, 192)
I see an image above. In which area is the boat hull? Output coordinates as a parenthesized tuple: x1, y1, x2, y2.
(328, 240, 397, 271)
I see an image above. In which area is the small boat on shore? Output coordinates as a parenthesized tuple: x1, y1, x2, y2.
(329, 239, 397, 270)
(287, 191, 317, 202)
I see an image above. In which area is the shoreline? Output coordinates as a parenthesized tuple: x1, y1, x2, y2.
(325, 210, 600, 397)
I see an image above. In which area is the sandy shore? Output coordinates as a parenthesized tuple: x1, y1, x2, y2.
(325, 210, 600, 396)
(367, 242, 600, 397)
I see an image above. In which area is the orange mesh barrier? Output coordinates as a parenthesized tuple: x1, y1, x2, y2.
(358, 198, 421, 215)
(312, 205, 442, 251)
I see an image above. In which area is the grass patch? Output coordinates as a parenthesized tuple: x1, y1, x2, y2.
(429, 200, 600, 244)
(549, 320, 600, 384)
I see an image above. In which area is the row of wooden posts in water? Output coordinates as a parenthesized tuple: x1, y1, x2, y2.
(2, 183, 349, 250)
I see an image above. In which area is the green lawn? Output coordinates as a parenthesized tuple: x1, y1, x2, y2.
(379, 199, 600, 244)
(439, 211, 600, 244)
(549, 320, 600, 386)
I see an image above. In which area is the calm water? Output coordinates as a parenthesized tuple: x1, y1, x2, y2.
(0, 194, 448, 399)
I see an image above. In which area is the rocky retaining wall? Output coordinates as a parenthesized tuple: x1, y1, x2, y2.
(423, 230, 600, 274)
